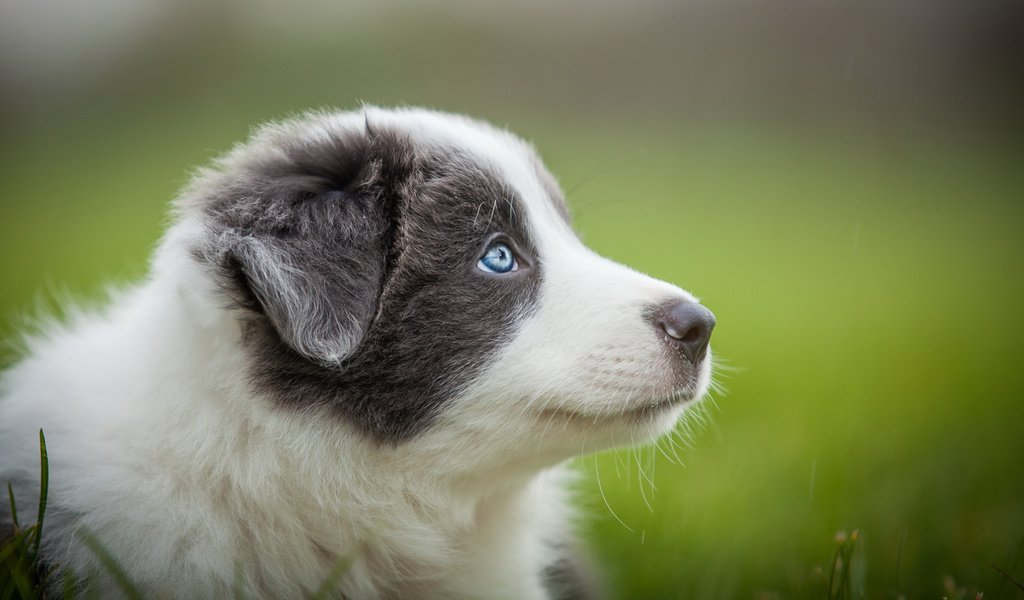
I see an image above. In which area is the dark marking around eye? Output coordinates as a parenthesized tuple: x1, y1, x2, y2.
(193, 118, 545, 443)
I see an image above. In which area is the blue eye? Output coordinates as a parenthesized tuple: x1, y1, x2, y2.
(477, 242, 518, 274)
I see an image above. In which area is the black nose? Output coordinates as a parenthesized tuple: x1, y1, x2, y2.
(655, 300, 716, 364)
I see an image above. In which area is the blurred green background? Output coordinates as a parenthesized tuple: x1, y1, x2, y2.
(1, 1, 1022, 598)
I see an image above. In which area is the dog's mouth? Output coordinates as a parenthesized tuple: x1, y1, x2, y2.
(535, 387, 698, 424)
(622, 388, 698, 418)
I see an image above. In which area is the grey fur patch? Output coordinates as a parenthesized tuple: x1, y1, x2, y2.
(191, 117, 545, 442)
(542, 541, 601, 600)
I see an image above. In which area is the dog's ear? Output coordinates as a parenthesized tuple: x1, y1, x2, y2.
(207, 125, 408, 367)
(227, 205, 386, 367)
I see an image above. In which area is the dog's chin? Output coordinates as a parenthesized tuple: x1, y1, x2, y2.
(527, 394, 691, 456)
(535, 384, 703, 435)
(623, 387, 700, 418)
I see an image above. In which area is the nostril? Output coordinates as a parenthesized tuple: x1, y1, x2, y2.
(655, 300, 716, 364)
(679, 325, 705, 344)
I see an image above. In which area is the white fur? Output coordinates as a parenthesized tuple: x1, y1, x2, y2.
(0, 107, 710, 598)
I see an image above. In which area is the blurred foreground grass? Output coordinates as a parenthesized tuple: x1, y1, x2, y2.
(1, 111, 1022, 598)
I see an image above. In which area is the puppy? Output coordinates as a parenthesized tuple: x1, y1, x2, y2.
(0, 107, 715, 599)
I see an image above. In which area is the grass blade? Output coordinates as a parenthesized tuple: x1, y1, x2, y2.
(31, 429, 48, 560)
(0, 526, 36, 564)
(232, 561, 246, 600)
(991, 563, 1024, 592)
(83, 569, 102, 600)
(0, 553, 35, 600)
(309, 555, 351, 600)
(77, 528, 143, 600)
(62, 568, 81, 600)
(827, 539, 843, 599)
(6, 482, 18, 532)
(0, 575, 13, 600)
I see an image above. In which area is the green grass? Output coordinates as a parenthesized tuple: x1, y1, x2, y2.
(1, 110, 1023, 598)
(2, 431, 49, 599)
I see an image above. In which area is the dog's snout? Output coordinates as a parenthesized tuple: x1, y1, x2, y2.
(656, 300, 716, 364)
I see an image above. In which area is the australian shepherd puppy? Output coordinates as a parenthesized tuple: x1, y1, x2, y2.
(0, 107, 715, 599)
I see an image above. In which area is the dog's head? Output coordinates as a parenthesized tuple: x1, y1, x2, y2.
(180, 107, 714, 466)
